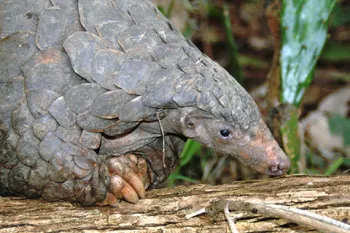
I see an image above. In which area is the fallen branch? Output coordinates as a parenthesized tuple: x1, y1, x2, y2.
(1, 175, 349, 232)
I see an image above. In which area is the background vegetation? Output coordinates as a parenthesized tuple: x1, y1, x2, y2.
(153, 0, 350, 186)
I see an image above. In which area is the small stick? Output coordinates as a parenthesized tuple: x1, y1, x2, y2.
(228, 201, 350, 233)
(224, 202, 239, 233)
(156, 110, 166, 168)
(185, 208, 206, 219)
(262, 203, 350, 233)
(187, 200, 350, 233)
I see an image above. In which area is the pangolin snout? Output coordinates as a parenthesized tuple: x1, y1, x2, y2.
(264, 142, 290, 176)
(236, 120, 290, 176)
(238, 139, 290, 176)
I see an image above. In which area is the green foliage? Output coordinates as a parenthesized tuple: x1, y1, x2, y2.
(179, 139, 203, 167)
(168, 139, 216, 186)
(280, 0, 336, 106)
(320, 0, 350, 63)
(168, 173, 200, 184)
(304, 151, 325, 174)
(343, 158, 350, 167)
(157, 0, 175, 18)
(182, 19, 198, 39)
(222, 4, 243, 84)
(279, 0, 336, 174)
(280, 108, 300, 173)
(329, 1, 350, 28)
(168, 140, 203, 186)
(321, 41, 350, 62)
(238, 55, 269, 69)
(325, 157, 345, 175)
(305, 146, 348, 176)
(328, 114, 350, 146)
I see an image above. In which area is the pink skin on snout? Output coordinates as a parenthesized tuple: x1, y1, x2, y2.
(238, 120, 290, 176)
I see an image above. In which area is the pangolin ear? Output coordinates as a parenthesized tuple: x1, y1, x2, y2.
(180, 109, 214, 137)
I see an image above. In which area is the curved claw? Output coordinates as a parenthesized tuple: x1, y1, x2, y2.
(97, 192, 118, 207)
(98, 154, 151, 205)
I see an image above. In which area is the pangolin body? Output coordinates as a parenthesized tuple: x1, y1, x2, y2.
(0, 0, 289, 205)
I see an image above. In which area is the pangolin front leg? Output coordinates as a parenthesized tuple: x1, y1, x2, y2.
(97, 134, 182, 205)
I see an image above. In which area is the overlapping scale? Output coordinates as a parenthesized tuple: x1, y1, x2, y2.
(63, 32, 106, 82)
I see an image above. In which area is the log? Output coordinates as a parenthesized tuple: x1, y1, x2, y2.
(0, 175, 349, 233)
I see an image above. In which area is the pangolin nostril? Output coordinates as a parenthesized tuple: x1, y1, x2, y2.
(268, 159, 291, 175)
(270, 165, 279, 172)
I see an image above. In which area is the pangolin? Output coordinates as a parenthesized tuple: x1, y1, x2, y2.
(0, 0, 290, 206)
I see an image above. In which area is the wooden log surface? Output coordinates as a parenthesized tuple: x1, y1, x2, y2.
(0, 175, 349, 233)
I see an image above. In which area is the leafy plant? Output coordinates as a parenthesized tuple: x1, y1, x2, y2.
(168, 139, 210, 187)
(279, 0, 336, 172)
(280, 0, 336, 105)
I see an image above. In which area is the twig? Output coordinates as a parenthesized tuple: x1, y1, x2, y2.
(262, 203, 350, 233)
(187, 199, 350, 233)
(185, 208, 206, 219)
(156, 110, 166, 168)
(224, 202, 239, 233)
(226, 201, 350, 233)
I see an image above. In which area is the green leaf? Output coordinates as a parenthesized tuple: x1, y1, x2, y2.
(280, 0, 336, 105)
(179, 139, 202, 167)
(325, 157, 345, 175)
(167, 173, 200, 184)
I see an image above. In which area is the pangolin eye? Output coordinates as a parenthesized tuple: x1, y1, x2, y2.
(219, 129, 231, 138)
(187, 121, 194, 127)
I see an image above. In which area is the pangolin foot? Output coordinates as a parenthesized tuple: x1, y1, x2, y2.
(97, 154, 151, 206)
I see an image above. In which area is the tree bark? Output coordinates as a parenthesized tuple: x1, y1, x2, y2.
(0, 175, 349, 233)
